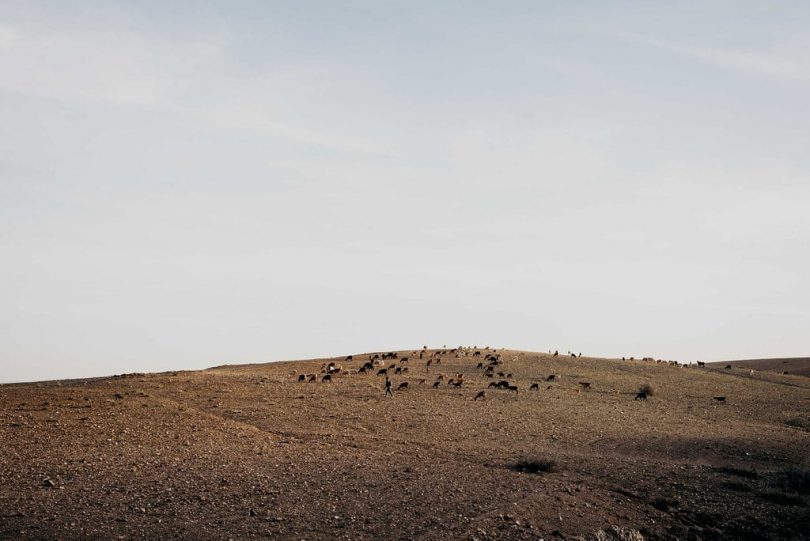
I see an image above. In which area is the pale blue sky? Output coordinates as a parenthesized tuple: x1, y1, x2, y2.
(1, 2, 809, 382)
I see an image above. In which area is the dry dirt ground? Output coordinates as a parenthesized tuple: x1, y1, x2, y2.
(2, 349, 809, 540)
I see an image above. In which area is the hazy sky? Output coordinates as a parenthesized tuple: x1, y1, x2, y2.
(2, 1, 809, 383)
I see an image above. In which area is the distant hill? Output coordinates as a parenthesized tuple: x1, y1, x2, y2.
(710, 357, 810, 377)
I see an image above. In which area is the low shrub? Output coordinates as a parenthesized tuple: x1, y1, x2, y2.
(509, 458, 557, 474)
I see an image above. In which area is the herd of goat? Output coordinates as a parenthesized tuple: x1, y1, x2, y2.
(290, 347, 732, 402)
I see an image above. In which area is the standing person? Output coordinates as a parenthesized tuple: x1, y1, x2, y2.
(384, 377, 393, 398)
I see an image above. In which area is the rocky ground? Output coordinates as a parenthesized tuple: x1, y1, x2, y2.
(1, 349, 809, 540)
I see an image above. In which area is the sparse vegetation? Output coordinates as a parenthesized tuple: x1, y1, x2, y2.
(509, 458, 557, 474)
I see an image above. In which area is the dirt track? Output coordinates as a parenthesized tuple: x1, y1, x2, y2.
(2, 349, 809, 540)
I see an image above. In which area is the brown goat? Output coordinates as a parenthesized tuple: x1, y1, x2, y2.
(397, 382, 408, 391)
(578, 382, 591, 390)
(529, 383, 539, 391)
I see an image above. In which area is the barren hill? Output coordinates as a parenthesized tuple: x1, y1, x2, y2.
(2, 349, 809, 540)
(710, 358, 810, 377)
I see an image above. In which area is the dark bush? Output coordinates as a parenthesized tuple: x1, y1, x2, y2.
(638, 383, 655, 397)
(509, 458, 557, 474)
(652, 497, 678, 512)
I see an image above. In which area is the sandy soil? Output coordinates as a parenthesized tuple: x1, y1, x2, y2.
(1, 349, 809, 540)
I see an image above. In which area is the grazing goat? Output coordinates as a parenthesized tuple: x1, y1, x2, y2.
(418, 379, 426, 385)
(397, 382, 409, 391)
(298, 374, 306, 382)
(436, 374, 444, 381)
(725, 365, 732, 370)
(634, 391, 648, 400)
(495, 381, 510, 389)
(395, 367, 402, 375)
(713, 396, 726, 402)
(346, 355, 353, 361)
(488, 382, 497, 388)
(474, 391, 486, 401)
(497, 372, 505, 378)
(697, 361, 705, 367)
(506, 373, 512, 378)
(553, 350, 559, 357)
(321, 374, 332, 383)
(578, 382, 591, 390)
(377, 368, 388, 376)
(507, 385, 519, 394)
(432, 381, 441, 389)
(477, 362, 483, 369)
(529, 383, 539, 391)
(308, 374, 317, 383)
(546, 375, 557, 382)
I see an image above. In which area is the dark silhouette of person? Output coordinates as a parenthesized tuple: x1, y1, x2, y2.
(384, 377, 393, 397)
